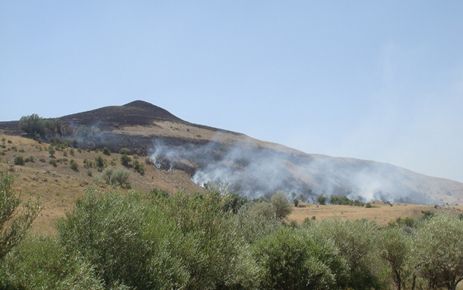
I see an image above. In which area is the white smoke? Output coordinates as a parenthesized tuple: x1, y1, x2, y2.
(149, 139, 437, 204)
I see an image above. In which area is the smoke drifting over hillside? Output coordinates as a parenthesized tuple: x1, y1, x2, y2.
(149, 139, 440, 204)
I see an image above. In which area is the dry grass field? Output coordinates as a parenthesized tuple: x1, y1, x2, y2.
(288, 203, 463, 225)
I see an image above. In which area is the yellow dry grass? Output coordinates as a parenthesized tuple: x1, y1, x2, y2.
(288, 203, 463, 225)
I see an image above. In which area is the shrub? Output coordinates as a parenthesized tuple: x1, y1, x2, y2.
(0, 172, 39, 259)
(271, 192, 292, 219)
(57, 192, 150, 288)
(253, 227, 348, 289)
(69, 159, 79, 172)
(102, 169, 131, 188)
(305, 219, 384, 289)
(120, 154, 132, 168)
(14, 156, 25, 165)
(330, 195, 352, 205)
(413, 214, 463, 290)
(49, 159, 57, 167)
(1, 237, 104, 289)
(48, 146, 55, 158)
(95, 155, 105, 172)
(19, 114, 68, 138)
(221, 192, 247, 214)
(148, 191, 261, 289)
(317, 194, 327, 205)
(103, 147, 111, 156)
(25, 156, 34, 163)
(378, 227, 414, 290)
(19, 114, 46, 137)
(133, 160, 145, 175)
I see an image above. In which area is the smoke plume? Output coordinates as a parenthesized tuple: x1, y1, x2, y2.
(149, 139, 439, 204)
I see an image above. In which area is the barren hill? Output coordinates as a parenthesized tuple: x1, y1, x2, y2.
(1, 100, 463, 205)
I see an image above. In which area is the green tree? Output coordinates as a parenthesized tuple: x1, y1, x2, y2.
(317, 195, 327, 205)
(151, 191, 261, 289)
(305, 219, 384, 290)
(1, 237, 104, 289)
(0, 172, 39, 259)
(379, 227, 413, 290)
(253, 227, 348, 290)
(57, 191, 151, 289)
(271, 192, 292, 219)
(413, 214, 463, 290)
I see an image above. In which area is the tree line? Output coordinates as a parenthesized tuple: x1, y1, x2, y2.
(0, 172, 462, 290)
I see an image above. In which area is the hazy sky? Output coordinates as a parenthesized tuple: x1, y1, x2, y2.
(1, 1, 463, 182)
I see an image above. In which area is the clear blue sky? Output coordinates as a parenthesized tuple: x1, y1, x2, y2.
(1, 1, 463, 182)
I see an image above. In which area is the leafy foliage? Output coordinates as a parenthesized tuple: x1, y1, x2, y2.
(0, 173, 39, 259)
(270, 192, 292, 219)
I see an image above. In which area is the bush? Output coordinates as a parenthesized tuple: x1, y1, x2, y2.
(19, 114, 46, 137)
(95, 155, 105, 172)
(378, 227, 413, 290)
(1, 237, 104, 289)
(49, 159, 57, 167)
(330, 195, 352, 205)
(57, 192, 150, 288)
(25, 156, 34, 163)
(148, 191, 261, 289)
(0, 172, 39, 259)
(413, 214, 463, 290)
(317, 194, 327, 205)
(305, 219, 384, 289)
(120, 154, 132, 168)
(102, 169, 131, 188)
(271, 192, 292, 219)
(19, 114, 69, 138)
(48, 146, 55, 158)
(103, 147, 111, 156)
(69, 159, 79, 172)
(14, 156, 25, 165)
(253, 227, 348, 289)
(133, 160, 145, 175)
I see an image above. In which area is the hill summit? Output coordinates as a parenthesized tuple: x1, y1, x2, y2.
(60, 100, 184, 128)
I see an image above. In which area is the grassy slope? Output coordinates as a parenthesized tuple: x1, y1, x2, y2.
(1, 134, 462, 235)
(0, 134, 202, 235)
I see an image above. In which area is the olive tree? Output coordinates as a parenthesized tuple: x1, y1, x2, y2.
(271, 192, 292, 219)
(413, 214, 463, 290)
(378, 227, 414, 290)
(0, 172, 39, 259)
(304, 219, 385, 290)
(253, 227, 348, 290)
